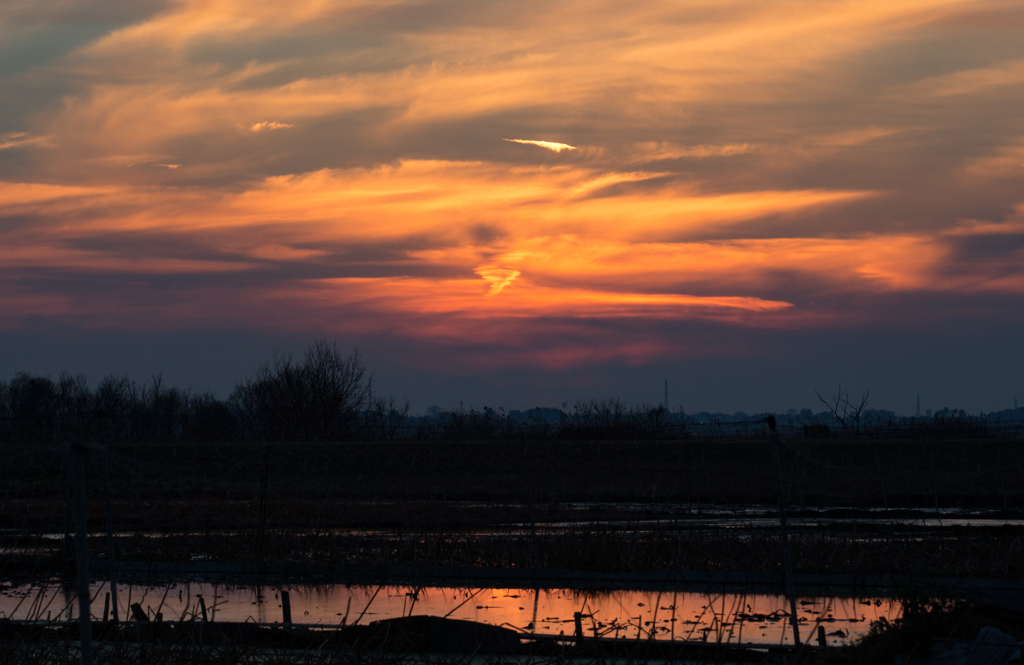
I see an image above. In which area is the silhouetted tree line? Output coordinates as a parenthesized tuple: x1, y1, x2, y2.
(413, 398, 685, 441)
(0, 341, 407, 444)
(0, 371, 234, 444)
(1, 340, 1022, 443)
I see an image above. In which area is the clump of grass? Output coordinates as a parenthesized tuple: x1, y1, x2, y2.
(822, 592, 1024, 665)
(826, 596, 974, 664)
(845, 596, 974, 663)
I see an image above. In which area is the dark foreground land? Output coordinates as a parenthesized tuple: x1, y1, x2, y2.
(7, 599, 1024, 665)
(7, 437, 1024, 663)
(4, 438, 1024, 580)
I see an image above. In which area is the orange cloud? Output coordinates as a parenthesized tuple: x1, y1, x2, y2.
(42, 0, 995, 185)
(0, 182, 116, 208)
(262, 276, 795, 348)
(0, 132, 54, 151)
(629, 142, 754, 163)
(906, 58, 1024, 97)
(220, 162, 876, 242)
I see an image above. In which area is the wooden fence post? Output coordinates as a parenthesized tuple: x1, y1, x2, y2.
(71, 442, 94, 665)
(102, 436, 118, 624)
(767, 417, 801, 648)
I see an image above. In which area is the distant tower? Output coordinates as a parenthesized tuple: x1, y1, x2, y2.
(916, 393, 920, 417)
(1016, 398, 1019, 410)
(664, 379, 669, 410)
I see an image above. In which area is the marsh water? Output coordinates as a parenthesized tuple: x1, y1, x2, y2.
(0, 581, 899, 647)
(16, 504, 1024, 544)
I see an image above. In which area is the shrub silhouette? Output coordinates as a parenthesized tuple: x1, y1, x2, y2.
(231, 340, 370, 441)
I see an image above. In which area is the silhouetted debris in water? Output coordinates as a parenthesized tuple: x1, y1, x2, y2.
(351, 616, 523, 654)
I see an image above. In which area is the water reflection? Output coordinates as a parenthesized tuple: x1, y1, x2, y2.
(0, 582, 899, 646)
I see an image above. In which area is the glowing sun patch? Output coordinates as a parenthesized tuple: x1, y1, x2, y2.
(475, 265, 521, 296)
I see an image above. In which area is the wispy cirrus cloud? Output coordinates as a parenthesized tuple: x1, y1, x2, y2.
(629, 142, 754, 163)
(0, 133, 54, 151)
(906, 58, 1024, 97)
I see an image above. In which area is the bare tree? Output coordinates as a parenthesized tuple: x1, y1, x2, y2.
(6, 373, 59, 443)
(369, 396, 410, 441)
(816, 384, 870, 435)
(231, 340, 372, 441)
(305, 341, 368, 440)
(94, 375, 137, 442)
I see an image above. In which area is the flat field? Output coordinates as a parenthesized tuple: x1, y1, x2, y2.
(3, 438, 1023, 579)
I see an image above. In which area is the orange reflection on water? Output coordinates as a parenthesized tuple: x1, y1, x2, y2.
(1, 582, 900, 647)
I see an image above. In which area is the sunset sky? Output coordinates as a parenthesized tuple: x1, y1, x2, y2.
(1, 0, 1022, 413)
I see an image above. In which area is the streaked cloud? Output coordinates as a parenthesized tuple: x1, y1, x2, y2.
(503, 139, 577, 153)
(630, 142, 754, 163)
(0, 133, 53, 151)
(0, 182, 114, 208)
(813, 127, 902, 147)
(249, 121, 294, 133)
(908, 58, 1024, 97)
